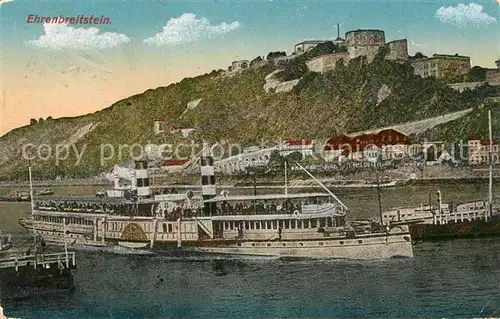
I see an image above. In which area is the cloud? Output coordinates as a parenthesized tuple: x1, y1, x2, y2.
(144, 13, 240, 46)
(435, 3, 497, 27)
(0, 0, 14, 7)
(25, 23, 130, 50)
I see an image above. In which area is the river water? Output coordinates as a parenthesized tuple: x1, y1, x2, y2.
(1, 183, 500, 318)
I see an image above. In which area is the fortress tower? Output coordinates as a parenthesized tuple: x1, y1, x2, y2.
(346, 29, 385, 63)
(386, 39, 408, 62)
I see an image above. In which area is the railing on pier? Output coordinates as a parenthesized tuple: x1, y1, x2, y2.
(0, 252, 76, 272)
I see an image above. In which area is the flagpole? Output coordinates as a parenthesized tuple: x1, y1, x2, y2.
(28, 162, 36, 245)
(488, 109, 493, 219)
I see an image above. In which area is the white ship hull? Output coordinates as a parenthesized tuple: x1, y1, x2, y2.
(28, 224, 412, 259)
(187, 234, 413, 259)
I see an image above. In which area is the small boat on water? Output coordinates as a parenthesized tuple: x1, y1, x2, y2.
(95, 190, 107, 198)
(382, 110, 500, 241)
(37, 189, 54, 196)
(71, 240, 155, 255)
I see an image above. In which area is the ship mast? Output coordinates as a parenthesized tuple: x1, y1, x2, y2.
(28, 161, 37, 254)
(28, 162, 35, 214)
(295, 162, 349, 211)
(284, 159, 288, 196)
(488, 109, 493, 218)
(375, 161, 383, 223)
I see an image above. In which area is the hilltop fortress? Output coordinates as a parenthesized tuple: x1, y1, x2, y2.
(222, 28, 500, 89)
(304, 29, 408, 74)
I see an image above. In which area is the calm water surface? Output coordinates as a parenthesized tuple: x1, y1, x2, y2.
(1, 184, 499, 318)
(3, 238, 500, 318)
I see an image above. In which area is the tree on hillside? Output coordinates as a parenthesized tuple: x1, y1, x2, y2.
(250, 56, 263, 67)
(468, 66, 487, 82)
(411, 52, 427, 60)
(266, 51, 286, 60)
(285, 151, 303, 164)
(267, 150, 285, 171)
(29, 118, 37, 125)
(310, 41, 336, 55)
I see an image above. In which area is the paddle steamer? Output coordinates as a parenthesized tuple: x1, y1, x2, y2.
(382, 110, 499, 240)
(19, 156, 414, 259)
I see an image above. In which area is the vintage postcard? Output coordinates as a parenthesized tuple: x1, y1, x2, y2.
(0, 0, 499, 318)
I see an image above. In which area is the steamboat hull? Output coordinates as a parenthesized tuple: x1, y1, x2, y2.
(185, 236, 413, 259)
(410, 218, 500, 241)
(150, 232, 414, 259)
(35, 232, 413, 259)
(0, 266, 74, 300)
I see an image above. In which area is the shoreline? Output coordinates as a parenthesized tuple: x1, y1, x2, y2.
(1, 165, 499, 189)
(0, 176, 498, 190)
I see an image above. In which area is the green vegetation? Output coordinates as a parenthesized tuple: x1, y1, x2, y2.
(0, 49, 496, 181)
(275, 41, 346, 82)
(468, 66, 488, 82)
(422, 102, 500, 143)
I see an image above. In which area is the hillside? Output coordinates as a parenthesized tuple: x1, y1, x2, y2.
(0, 48, 498, 180)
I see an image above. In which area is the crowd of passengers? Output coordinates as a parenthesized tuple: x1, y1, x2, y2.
(36, 200, 133, 214)
(219, 200, 302, 215)
(162, 200, 315, 220)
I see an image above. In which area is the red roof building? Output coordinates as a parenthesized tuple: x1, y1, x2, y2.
(162, 159, 190, 166)
(468, 137, 500, 165)
(324, 135, 352, 151)
(154, 116, 166, 121)
(324, 130, 407, 152)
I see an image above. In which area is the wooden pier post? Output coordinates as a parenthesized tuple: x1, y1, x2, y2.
(177, 218, 182, 248)
(150, 219, 158, 249)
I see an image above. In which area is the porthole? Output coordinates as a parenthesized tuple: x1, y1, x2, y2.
(318, 242, 324, 246)
(358, 240, 363, 244)
(237, 243, 242, 247)
(282, 243, 286, 247)
(267, 243, 271, 247)
(340, 241, 344, 245)
(299, 243, 304, 247)
(251, 243, 255, 247)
